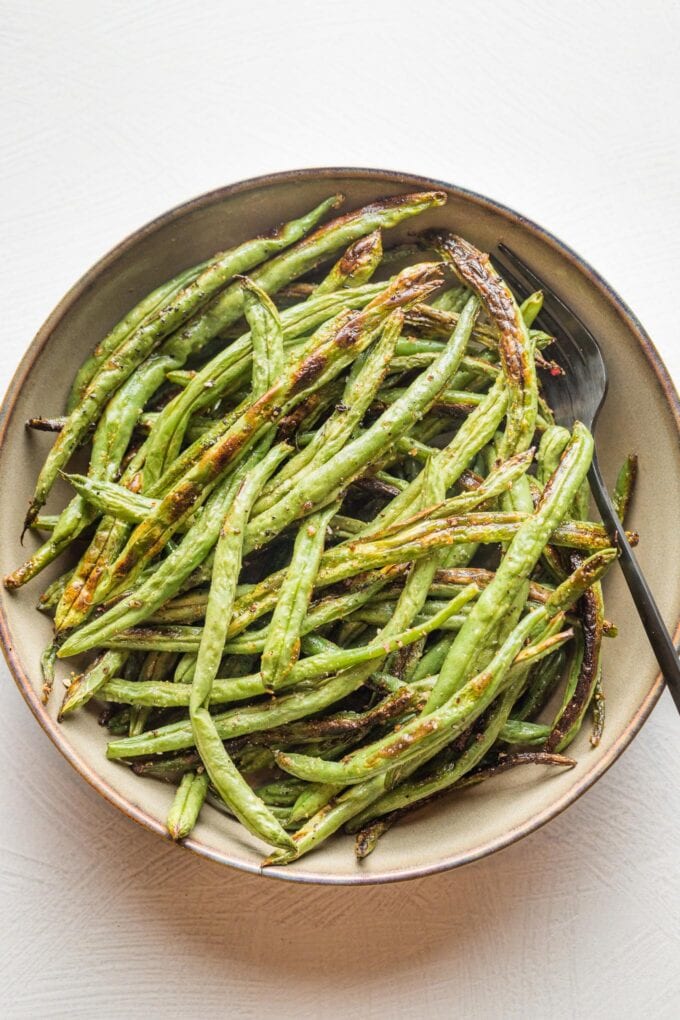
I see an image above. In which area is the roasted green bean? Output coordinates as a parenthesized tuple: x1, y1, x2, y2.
(9, 202, 630, 862)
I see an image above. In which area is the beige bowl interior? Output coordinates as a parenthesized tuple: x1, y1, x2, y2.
(1, 168, 679, 884)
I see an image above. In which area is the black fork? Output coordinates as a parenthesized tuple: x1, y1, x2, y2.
(494, 243, 680, 713)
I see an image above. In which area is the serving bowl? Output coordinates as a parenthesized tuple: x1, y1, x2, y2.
(1, 168, 679, 884)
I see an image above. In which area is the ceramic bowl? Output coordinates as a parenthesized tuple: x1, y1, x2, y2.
(1, 168, 679, 884)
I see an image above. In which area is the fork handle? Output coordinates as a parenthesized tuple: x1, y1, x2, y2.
(589, 454, 680, 713)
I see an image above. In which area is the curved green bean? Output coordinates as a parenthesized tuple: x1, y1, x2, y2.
(166, 770, 209, 840)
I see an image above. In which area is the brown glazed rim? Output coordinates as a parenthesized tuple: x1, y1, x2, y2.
(1, 167, 679, 886)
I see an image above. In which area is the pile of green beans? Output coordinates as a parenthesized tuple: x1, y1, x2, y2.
(7, 190, 638, 865)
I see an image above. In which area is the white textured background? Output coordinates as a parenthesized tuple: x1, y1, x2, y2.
(2, 2, 679, 1017)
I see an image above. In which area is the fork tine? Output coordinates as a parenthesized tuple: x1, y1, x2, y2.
(496, 243, 549, 295)
(489, 257, 530, 301)
(497, 244, 593, 356)
(494, 248, 587, 368)
(492, 252, 578, 376)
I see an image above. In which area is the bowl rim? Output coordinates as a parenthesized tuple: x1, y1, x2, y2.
(1, 166, 678, 885)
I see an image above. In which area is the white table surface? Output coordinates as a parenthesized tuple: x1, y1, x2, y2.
(2, 2, 679, 1016)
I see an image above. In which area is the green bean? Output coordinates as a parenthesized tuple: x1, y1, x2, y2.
(405, 300, 552, 353)
(329, 514, 366, 538)
(590, 676, 606, 747)
(434, 567, 553, 604)
(99, 625, 245, 655)
(499, 719, 551, 745)
(433, 285, 470, 313)
(277, 487, 474, 823)
(348, 604, 466, 631)
(572, 477, 590, 524)
(325, 513, 619, 578)
(142, 295, 378, 495)
(425, 424, 595, 713)
(546, 552, 605, 752)
(245, 687, 418, 751)
(66, 259, 211, 413)
(451, 751, 576, 787)
(242, 277, 285, 397)
(205, 791, 292, 827)
(380, 456, 449, 677)
(7, 506, 92, 591)
(519, 290, 544, 328)
(613, 453, 638, 521)
(53, 350, 327, 628)
(263, 773, 396, 865)
(29, 514, 60, 532)
(278, 734, 374, 824)
(173, 652, 198, 684)
(190, 447, 287, 707)
(286, 785, 339, 826)
(536, 426, 571, 486)
(164, 369, 195, 388)
(139, 569, 391, 635)
(231, 746, 277, 773)
(387, 351, 500, 383)
(37, 569, 74, 614)
(54, 378, 332, 627)
(64, 473, 156, 524)
(256, 778, 308, 808)
(54, 513, 131, 630)
(105, 708, 131, 735)
(39, 641, 58, 704)
(411, 634, 454, 682)
(26, 416, 68, 432)
(148, 592, 212, 626)
(10, 205, 369, 590)
(49, 439, 149, 629)
(166, 770, 209, 839)
(376, 386, 486, 413)
(131, 751, 199, 782)
(172, 192, 442, 371)
(315, 229, 383, 294)
(302, 576, 396, 630)
(391, 337, 445, 358)
(260, 502, 339, 690)
(59, 649, 128, 717)
(397, 448, 535, 528)
(404, 303, 497, 347)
